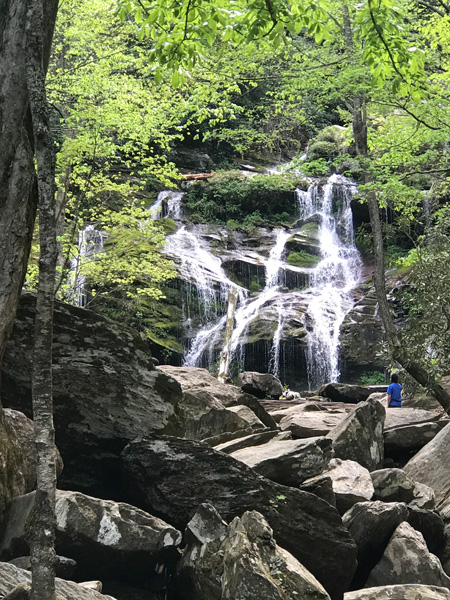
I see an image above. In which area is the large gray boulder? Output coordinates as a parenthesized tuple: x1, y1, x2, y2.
(0, 562, 115, 600)
(237, 371, 284, 399)
(344, 585, 450, 600)
(342, 501, 409, 588)
(404, 422, 450, 519)
(121, 435, 358, 599)
(365, 522, 450, 588)
(229, 436, 333, 487)
(0, 490, 181, 585)
(176, 504, 330, 600)
(407, 507, 444, 554)
(158, 365, 277, 435)
(304, 459, 374, 514)
(370, 468, 435, 508)
(214, 430, 290, 454)
(327, 398, 385, 471)
(384, 408, 442, 431)
(1, 293, 183, 497)
(384, 422, 447, 459)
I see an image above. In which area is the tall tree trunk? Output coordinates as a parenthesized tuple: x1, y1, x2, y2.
(24, 0, 59, 598)
(352, 101, 450, 413)
(0, 0, 58, 379)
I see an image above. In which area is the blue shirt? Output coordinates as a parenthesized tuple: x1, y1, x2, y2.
(387, 382, 402, 407)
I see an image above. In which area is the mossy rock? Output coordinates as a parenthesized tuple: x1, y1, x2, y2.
(286, 250, 320, 268)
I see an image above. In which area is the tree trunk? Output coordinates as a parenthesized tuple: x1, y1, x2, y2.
(23, 1, 59, 598)
(0, 0, 58, 379)
(352, 101, 450, 413)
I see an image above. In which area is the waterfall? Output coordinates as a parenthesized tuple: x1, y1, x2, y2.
(67, 225, 104, 307)
(227, 229, 290, 361)
(299, 174, 362, 389)
(149, 190, 185, 220)
(159, 176, 361, 387)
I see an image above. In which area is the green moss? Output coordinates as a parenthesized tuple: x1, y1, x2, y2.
(184, 170, 308, 225)
(287, 250, 320, 268)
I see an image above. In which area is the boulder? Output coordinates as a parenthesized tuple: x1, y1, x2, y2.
(176, 503, 330, 600)
(229, 436, 333, 487)
(0, 490, 181, 586)
(370, 468, 435, 510)
(300, 475, 337, 507)
(304, 459, 374, 514)
(384, 408, 442, 431)
(342, 501, 409, 588)
(344, 584, 450, 600)
(0, 563, 116, 600)
(327, 398, 385, 471)
(237, 371, 284, 399)
(371, 469, 416, 504)
(318, 383, 372, 403)
(365, 522, 450, 588)
(158, 365, 277, 434)
(384, 421, 447, 460)
(407, 507, 444, 554)
(214, 430, 290, 454)
(1, 293, 183, 497)
(121, 435, 358, 599)
(404, 422, 450, 519)
(278, 403, 348, 438)
(440, 524, 450, 576)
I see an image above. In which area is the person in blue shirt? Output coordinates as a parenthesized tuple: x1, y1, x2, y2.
(387, 373, 402, 407)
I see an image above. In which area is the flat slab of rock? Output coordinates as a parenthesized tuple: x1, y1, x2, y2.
(365, 522, 450, 588)
(214, 430, 290, 454)
(384, 408, 442, 431)
(278, 405, 348, 438)
(344, 585, 450, 600)
(404, 422, 450, 518)
(121, 435, 357, 600)
(0, 563, 116, 600)
(230, 436, 332, 486)
(384, 421, 447, 457)
(0, 490, 181, 584)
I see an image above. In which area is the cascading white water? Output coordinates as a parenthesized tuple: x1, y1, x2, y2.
(67, 225, 104, 307)
(227, 229, 290, 360)
(299, 174, 362, 389)
(149, 190, 185, 220)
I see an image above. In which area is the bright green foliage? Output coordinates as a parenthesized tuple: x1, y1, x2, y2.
(81, 207, 176, 300)
(360, 370, 386, 385)
(184, 170, 307, 225)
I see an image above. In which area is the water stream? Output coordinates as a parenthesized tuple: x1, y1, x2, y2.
(299, 174, 362, 388)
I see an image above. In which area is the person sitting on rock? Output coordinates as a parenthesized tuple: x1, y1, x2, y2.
(387, 373, 402, 407)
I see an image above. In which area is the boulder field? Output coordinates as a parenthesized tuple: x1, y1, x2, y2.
(1, 294, 450, 600)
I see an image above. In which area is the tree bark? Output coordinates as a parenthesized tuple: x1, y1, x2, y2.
(352, 97, 450, 413)
(23, 1, 59, 598)
(0, 0, 58, 380)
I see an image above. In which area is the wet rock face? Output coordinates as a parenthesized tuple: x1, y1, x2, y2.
(121, 435, 357, 600)
(1, 293, 183, 497)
